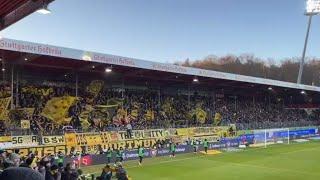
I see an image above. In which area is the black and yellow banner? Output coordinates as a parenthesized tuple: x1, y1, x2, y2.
(42, 136, 65, 145)
(11, 135, 39, 147)
(176, 127, 231, 137)
(1, 126, 233, 150)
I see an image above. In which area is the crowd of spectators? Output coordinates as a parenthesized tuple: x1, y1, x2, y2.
(0, 149, 80, 180)
(0, 81, 320, 135)
(0, 148, 129, 180)
(215, 98, 320, 130)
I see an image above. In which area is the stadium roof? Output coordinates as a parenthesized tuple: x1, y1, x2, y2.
(0, 38, 319, 94)
(0, 0, 54, 30)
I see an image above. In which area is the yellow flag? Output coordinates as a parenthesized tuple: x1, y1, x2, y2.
(145, 109, 155, 121)
(195, 108, 207, 124)
(214, 112, 222, 125)
(21, 120, 30, 129)
(0, 97, 11, 121)
(41, 96, 77, 124)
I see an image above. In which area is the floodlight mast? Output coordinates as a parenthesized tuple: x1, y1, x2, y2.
(297, 0, 320, 84)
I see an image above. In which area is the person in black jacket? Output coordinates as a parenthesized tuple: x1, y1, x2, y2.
(19, 158, 33, 168)
(98, 165, 112, 180)
(61, 163, 78, 180)
(45, 164, 61, 180)
(115, 164, 128, 180)
(0, 167, 44, 180)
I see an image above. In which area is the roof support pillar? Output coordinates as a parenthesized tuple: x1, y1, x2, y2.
(158, 86, 161, 109)
(10, 65, 14, 110)
(75, 73, 78, 98)
(122, 78, 124, 98)
(15, 68, 19, 108)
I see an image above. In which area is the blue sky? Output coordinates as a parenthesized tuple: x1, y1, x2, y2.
(2, 0, 320, 63)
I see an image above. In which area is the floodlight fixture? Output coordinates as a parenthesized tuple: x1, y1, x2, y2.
(105, 67, 112, 73)
(193, 77, 199, 82)
(306, 0, 320, 15)
(82, 54, 92, 61)
(37, 4, 51, 14)
(297, 0, 320, 84)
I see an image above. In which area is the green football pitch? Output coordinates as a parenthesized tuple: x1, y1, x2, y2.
(82, 141, 320, 180)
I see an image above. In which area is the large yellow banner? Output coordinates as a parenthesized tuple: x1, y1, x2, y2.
(3, 137, 165, 157)
(176, 128, 194, 136)
(101, 132, 120, 143)
(0, 136, 11, 142)
(65, 133, 77, 146)
(0, 126, 233, 149)
(76, 133, 102, 146)
(176, 127, 230, 137)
